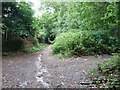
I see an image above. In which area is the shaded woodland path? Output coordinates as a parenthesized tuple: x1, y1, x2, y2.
(2, 45, 110, 88)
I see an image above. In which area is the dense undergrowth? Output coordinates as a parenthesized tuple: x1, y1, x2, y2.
(21, 43, 46, 53)
(2, 2, 119, 57)
(88, 53, 120, 88)
(2, 40, 24, 52)
(2, 40, 46, 56)
(52, 30, 120, 57)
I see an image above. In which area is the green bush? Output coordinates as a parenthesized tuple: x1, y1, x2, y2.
(82, 30, 119, 55)
(2, 40, 24, 52)
(21, 43, 46, 53)
(52, 30, 119, 56)
(52, 32, 80, 56)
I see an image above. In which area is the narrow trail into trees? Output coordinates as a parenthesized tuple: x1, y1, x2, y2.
(2, 45, 110, 88)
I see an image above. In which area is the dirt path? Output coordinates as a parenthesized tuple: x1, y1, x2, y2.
(2, 45, 110, 88)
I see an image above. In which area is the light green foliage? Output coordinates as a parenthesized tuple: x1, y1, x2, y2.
(37, 13, 58, 43)
(102, 3, 118, 30)
(52, 32, 80, 56)
(2, 2, 119, 54)
(22, 43, 46, 53)
(52, 31, 119, 57)
(39, 2, 118, 43)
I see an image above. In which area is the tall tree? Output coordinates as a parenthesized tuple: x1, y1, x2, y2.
(2, 2, 36, 37)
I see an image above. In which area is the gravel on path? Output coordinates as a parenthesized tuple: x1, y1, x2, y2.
(2, 45, 111, 88)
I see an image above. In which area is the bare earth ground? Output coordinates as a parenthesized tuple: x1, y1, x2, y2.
(2, 45, 111, 88)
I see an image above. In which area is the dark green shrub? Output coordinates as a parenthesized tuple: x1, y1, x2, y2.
(2, 40, 24, 52)
(52, 30, 119, 56)
(82, 30, 119, 55)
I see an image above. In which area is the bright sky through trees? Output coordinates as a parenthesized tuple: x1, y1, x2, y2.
(27, 0, 42, 17)
(27, 0, 54, 17)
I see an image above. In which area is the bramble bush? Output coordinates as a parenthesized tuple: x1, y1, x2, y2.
(52, 30, 120, 57)
(90, 53, 120, 88)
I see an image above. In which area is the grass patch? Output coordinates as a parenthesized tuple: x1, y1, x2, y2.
(2, 43, 47, 56)
(2, 52, 8, 56)
(21, 43, 47, 53)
